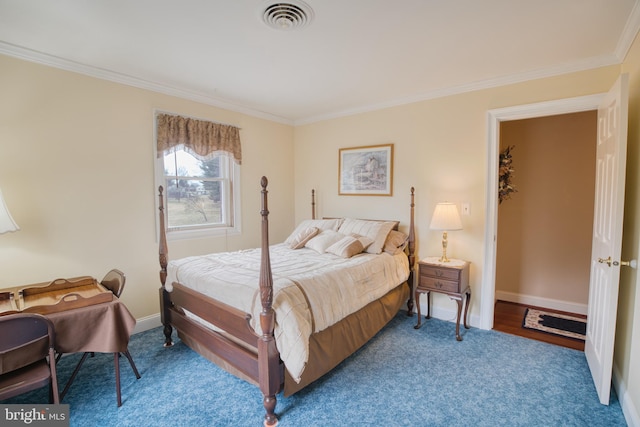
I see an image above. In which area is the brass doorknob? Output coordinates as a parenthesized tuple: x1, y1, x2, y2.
(614, 259, 638, 268)
(598, 257, 612, 267)
(598, 257, 638, 268)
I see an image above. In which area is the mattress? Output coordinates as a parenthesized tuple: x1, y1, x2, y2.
(166, 243, 410, 382)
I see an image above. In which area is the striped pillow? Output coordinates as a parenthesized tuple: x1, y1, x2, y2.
(326, 236, 365, 258)
(338, 218, 396, 254)
(285, 218, 343, 245)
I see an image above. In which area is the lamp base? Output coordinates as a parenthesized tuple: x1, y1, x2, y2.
(440, 231, 450, 262)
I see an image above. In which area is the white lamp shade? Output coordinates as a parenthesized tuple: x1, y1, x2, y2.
(0, 188, 20, 234)
(430, 202, 462, 231)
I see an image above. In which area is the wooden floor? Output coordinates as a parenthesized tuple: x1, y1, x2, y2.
(493, 300, 585, 351)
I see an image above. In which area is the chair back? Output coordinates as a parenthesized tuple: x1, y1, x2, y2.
(0, 314, 54, 375)
(100, 269, 126, 298)
(0, 313, 59, 404)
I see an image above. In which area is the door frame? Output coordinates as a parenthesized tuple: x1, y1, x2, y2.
(480, 94, 605, 330)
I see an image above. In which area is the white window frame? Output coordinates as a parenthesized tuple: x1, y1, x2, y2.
(153, 120, 241, 241)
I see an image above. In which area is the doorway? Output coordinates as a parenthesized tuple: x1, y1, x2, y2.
(480, 94, 605, 330)
(491, 111, 596, 350)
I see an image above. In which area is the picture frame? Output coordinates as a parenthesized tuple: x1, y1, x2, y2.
(338, 144, 393, 196)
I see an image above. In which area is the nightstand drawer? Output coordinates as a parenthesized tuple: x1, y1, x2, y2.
(418, 277, 460, 293)
(420, 266, 461, 281)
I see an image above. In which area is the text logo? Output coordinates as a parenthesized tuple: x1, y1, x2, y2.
(1, 405, 69, 427)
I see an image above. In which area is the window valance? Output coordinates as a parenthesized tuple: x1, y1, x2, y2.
(156, 113, 242, 164)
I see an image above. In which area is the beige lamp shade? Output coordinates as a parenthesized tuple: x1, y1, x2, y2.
(429, 202, 462, 231)
(0, 188, 20, 234)
(430, 202, 461, 262)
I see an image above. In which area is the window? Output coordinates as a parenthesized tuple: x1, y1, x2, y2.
(155, 113, 242, 239)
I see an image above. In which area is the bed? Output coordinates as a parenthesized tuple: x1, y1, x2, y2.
(158, 177, 416, 426)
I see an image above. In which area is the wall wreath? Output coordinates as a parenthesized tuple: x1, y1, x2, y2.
(498, 145, 517, 204)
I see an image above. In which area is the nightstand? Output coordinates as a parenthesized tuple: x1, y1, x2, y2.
(414, 257, 470, 341)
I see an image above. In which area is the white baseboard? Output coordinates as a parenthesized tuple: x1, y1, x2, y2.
(414, 296, 480, 330)
(613, 362, 639, 427)
(495, 290, 588, 315)
(132, 313, 162, 334)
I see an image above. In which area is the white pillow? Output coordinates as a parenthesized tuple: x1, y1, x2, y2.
(285, 219, 343, 245)
(338, 218, 397, 254)
(326, 235, 365, 258)
(287, 226, 319, 249)
(305, 230, 344, 254)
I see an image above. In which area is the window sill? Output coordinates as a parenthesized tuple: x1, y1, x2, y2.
(166, 225, 241, 241)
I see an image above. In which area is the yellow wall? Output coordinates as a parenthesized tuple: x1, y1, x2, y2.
(0, 54, 296, 320)
(618, 31, 640, 423)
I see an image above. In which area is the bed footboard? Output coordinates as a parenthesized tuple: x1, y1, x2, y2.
(158, 178, 282, 426)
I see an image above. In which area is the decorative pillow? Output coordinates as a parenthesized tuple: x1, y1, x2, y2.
(304, 230, 345, 254)
(350, 233, 374, 251)
(338, 218, 397, 254)
(383, 230, 409, 255)
(287, 226, 319, 249)
(326, 235, 365, 258)
(285, 219, 343, 245)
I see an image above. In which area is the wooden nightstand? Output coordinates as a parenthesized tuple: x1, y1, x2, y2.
(414, 257, 470, 341)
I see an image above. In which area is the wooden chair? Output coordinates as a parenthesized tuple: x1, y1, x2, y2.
(60, 269, 141, 406)
(0, 313, 60, 403)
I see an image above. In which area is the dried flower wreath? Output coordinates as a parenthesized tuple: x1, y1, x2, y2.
(498, 145, 517, 204)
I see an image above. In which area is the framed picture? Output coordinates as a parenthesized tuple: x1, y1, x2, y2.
(339, 144, 393, 196)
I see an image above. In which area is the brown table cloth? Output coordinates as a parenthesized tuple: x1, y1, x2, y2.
(46, 295, 136, 354)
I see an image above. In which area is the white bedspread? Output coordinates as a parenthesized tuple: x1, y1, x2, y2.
(166, 243, 409, 382)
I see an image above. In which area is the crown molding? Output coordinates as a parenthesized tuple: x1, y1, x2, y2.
(616, 0, 640, 61)
(0, 42, 294, 126)
(294, 53, 621, 125)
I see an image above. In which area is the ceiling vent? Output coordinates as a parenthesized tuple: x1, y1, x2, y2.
(262, 1, 314, 31)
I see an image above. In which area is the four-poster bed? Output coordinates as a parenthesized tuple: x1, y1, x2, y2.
(158, 177, 416, 426)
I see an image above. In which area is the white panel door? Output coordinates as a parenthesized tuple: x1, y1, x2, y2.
(585, 73, 628, 405)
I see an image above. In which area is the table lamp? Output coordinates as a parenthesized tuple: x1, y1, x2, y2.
(429, 202, 462, 262)
(0, 188, 20, 234)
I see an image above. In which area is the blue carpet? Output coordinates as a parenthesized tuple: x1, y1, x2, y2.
(2, 312, 627, 426)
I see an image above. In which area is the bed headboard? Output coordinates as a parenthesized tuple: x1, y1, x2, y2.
(321, 217, 400, 231)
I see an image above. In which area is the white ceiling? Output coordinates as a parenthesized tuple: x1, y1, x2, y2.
(0, 0, 638, 125)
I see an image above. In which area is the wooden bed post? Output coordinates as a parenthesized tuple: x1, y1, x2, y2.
(311, 189, 316, 220)
(158, 186, 173, 347)
(258, 177, 279, 426)
(407, 187, 416, 316)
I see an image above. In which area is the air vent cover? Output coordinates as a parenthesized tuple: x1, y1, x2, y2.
(262, 1, 314, 31)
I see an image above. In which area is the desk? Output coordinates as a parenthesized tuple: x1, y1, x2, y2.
(46, 295, 135, 354)
(0, 289, 136, 354)
(49, 295, 138, 406)
(0, 287, 138, 405)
